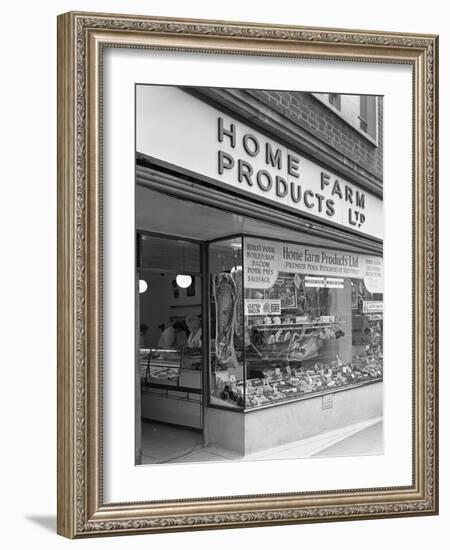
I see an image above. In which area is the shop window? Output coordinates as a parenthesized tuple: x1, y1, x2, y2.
(312, 93, 379, 145)
(359, 95, 377, 140)
(328, 93, 341, 110)
(208, 235, 383, 411)
(209, 236, 245, 409)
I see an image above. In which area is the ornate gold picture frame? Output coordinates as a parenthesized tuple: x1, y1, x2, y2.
(57, 11, 438, 538)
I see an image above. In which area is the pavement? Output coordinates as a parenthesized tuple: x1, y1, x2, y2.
(140, 418, 383, 465)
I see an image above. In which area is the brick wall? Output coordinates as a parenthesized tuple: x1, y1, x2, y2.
(247, 90, 383, 184)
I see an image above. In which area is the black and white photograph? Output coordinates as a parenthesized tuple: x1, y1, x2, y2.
(52, 7, 438, 540)
(135, 85, 384, 465)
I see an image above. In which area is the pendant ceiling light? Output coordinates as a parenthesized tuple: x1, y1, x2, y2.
(176, 274, 192, 288)
(139, 279, 148, 293)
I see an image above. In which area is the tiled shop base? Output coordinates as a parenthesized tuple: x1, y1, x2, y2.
(140, 418, 383, 465)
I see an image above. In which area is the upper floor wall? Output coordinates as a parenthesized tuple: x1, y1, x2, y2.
(248, 90, 383, 185)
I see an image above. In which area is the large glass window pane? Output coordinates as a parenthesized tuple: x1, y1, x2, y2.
(208, 237, 245, 409)
(243, 236, 383, 409)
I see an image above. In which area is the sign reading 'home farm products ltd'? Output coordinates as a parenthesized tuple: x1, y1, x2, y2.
(137, 86, 383, 239)
(244, 237, 383, 294)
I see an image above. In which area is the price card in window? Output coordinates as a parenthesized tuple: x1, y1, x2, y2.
(363, 300, 384, 313)
(244, 299, 281, 316)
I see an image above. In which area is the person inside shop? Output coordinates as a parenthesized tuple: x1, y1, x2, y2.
(157, 321, 188, 349)
(186, 316, 202, 348)
(139, 323, 149, 347)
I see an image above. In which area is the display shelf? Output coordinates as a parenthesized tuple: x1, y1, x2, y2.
(214, 344, 383, 409)
(247, 320, 345, 331)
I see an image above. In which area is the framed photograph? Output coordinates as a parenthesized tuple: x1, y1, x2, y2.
(57, 11, 438, 538)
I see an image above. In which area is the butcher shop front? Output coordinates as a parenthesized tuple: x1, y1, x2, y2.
(135, 85, 384, 463)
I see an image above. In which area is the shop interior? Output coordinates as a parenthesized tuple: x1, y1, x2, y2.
(137, 185, 383, 464)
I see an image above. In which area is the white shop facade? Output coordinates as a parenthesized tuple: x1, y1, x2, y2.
(136, 85, 384, 457)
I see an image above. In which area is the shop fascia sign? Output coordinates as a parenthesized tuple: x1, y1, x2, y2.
(136, 86, 383, 240)
(217, 117, 369, 232)
(243, 237, 383, 294)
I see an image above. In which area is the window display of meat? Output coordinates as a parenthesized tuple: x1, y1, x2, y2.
(209, 236, 383, 411)
(214, 273, 240, 370)
(244, 348, 383, 408)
